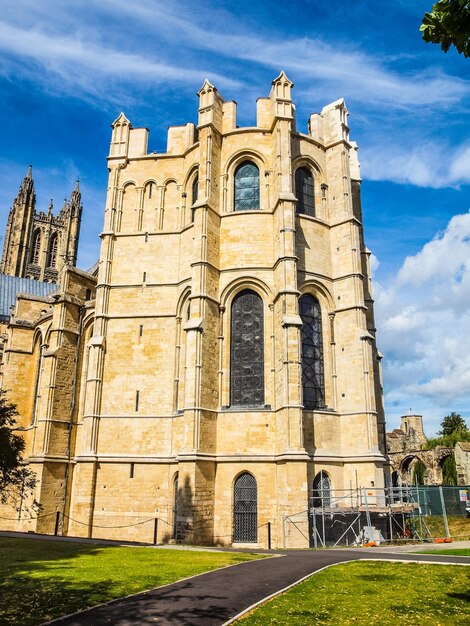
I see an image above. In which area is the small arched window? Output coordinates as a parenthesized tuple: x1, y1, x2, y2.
(31, 230, 41, 264)
(234, 161, 260, 211)
(300, 294, 325, 410)
(295, 167, 315, 216)
(312, 471, 331, 508)
(233, 473, 257, 542)
(230, 290, 264, 406)
(191, 176, 198, 223)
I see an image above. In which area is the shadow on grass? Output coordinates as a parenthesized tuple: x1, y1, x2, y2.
(0, 538, 121, 626)
(0, 536, 248, 626)
(447, 591, 470, 603)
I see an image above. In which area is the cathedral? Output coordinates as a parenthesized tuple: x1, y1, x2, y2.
(0, 73, 387, 548)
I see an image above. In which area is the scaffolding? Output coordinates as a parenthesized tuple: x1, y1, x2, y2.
(282, 484, 470, 548)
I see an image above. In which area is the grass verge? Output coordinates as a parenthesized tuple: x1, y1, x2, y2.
(238, 561, 470, 625)
(0, 537, 262, 626)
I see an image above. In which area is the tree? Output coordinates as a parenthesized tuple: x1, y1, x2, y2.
(0, 390, 36, 507)
(420, 1, 470, 57)
(438, 412, 468, 436)
(422, 412, 470, 449)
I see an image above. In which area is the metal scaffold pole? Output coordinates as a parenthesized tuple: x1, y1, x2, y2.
(439, 486, 450, 538)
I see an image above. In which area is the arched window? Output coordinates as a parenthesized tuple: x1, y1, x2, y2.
(295, 167, 315, 216)
(230, 290, 264, 406)
(31, 230, 41, 264)
(234, 161, 260, 211)
(191, 176, 198, 223)
(312, 471, 331, 508)
(47, 234, 58, 268)
(299, 294, 325, 410)
(233, 473, 257, 542)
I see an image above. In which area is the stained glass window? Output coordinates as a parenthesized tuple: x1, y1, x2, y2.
(300, 294, 325, 410)
(295, 167, 315, 216)
(230, 290, 264, 406)
(234, 162, 260, 211)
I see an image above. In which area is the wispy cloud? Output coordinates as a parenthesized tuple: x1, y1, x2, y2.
(0, 18, 241, 106)
(362, 141, 470, 188)
(0, 0, 468, 112)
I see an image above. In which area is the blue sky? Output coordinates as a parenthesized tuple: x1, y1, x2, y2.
(0, 0, 469, 435)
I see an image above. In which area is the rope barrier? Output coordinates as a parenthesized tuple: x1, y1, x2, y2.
(63, 513, 155, 529)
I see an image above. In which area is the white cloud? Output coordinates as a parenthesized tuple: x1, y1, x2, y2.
(375, 212, 470, 434)
(0, 1, 469, 112)
(361, 141, 470, 188)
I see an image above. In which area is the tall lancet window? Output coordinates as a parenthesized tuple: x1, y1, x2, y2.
(230, 290, 264, 406)
(234, 162, 260, 211)
(31, 230, 41, 264)
(47, 234, 58, 268)
(295, 167, 315, 216)
(191, 176, 198, 223)
(299, 294, 325, 409)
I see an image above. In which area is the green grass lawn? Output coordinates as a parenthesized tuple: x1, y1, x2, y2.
(239, 561, 470, 625)
(416, 548, 470, 556)
(0, 537, 262, 626)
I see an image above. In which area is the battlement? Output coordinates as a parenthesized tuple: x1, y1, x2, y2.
(108, 72, 352, 161)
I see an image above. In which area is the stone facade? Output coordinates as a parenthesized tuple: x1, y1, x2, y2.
(0, 74, 387, 548)
(0, 167, 81, 283)
(455, 443, 470, 486)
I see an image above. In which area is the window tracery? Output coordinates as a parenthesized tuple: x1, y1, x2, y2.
(31, 230, 41, 264)
(295, 167, 315, 216)
(47, 234, 58, 268)
(300, 294, 325, 409)
(234, 161, 260, 211)
(230, 290, 264, 406)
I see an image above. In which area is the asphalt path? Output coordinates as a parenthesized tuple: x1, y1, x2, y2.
(42, 547, 470, 626)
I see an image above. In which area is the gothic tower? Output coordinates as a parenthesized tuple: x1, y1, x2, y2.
(1, 168, 82, 283)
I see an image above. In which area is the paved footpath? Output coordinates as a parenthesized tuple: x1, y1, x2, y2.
(3, 533, 469, 626)
(45, 547, 470, 626)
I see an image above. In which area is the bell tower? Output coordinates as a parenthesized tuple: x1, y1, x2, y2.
(1, 165, 36, 276)
(1, 168, 83, 283)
